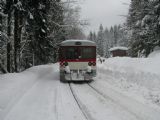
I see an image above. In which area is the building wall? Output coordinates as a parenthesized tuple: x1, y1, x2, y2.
(111, 50, 127, 57)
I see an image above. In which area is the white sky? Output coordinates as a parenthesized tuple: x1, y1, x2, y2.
(79, 0, 131, 34)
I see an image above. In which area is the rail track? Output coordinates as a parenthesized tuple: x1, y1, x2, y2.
(68, 83, 89, 120)
(68, 82, 140, 120)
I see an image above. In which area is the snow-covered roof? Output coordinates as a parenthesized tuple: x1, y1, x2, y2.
(60, 39, 96, 46)
(109, 46, 128, 51)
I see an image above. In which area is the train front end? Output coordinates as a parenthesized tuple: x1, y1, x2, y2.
(59, 40, 96, 82)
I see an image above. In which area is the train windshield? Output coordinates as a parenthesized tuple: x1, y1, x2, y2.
(66, 47, 79, 59)
(80, 47, 95, 59)
(60, 47, 96, 60)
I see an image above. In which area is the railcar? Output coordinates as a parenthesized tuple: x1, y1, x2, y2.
(59, 39, 96, 82)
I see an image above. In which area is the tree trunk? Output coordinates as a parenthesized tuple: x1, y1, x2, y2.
(14, 6, 19, 72)
(18, 13, 23, 71)
(0, 62, 8, 73)
(7, 12, 11, 72)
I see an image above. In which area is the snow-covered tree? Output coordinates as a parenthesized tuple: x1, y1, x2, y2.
(0, 0, 87, 73)
(109, 26, 114, 48)
(0, 0, 8, 73)
(97, 24, 105, 57)
(104, 27, 110, 57)
(88, 24, 128, 58)
(126, 0, 160, 57)
(88, 31, 97, 43)
(63, 3, 87, 40)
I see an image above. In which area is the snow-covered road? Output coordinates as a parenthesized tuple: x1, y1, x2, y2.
(0, 63, 160, 120)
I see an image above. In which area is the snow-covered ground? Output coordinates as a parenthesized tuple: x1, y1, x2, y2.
(0, 50, 160, 120)
(98, 50, 160, 108)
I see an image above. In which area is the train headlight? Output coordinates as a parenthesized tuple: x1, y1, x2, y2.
(88, 62, 92, 66)
(92, 62, 96, 66)
(65, 66, 70, 74)
(64, 62, 68, 66)
(87, 66, 92, 73)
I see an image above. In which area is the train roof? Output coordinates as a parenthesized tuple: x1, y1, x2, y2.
(60, 39, 96, 46)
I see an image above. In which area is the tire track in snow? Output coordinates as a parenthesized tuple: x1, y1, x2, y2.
(2, 79, 59, 120)
(87, 83, 141, 120)
(0, 77, 40, 120)
(88, 81, 160, 120)
(55, 82, 87, 120)
(1, 65, 59, 120)
(70, 83, 138, 120)
(69, 83, 90, 120)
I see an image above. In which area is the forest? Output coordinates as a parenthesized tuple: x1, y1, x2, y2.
(0, 0, 160, 73)
(0, 0, 86, 73)
(88, 0, 160, 58)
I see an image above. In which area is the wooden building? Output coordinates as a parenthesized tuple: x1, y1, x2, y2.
(109, 46, 128, 57)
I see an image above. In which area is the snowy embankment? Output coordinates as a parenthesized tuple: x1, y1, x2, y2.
(98, 50, 160, 107)
(1, 52, 160, 120)
(0, 64, 59, 120)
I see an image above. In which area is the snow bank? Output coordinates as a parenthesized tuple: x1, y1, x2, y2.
(148, 50, 160, 59)
(0, 70, 37, 119)
(99, 52, 160, 89)
(0, 64, 58, 119)
(98, 50, 160, 106)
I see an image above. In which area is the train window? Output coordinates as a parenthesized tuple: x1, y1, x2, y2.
(80, 47, 95, 59)
(60, 46, 96, 60)
(65, 47, 79, 59)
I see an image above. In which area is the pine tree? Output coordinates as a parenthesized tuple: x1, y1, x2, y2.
(21, 0, 62, 65)
(109, 26, 114, 48)
(97, 24, 105, 56)
(118, 24, 129, 47)
(93, 32, 97, 42)
(88, 31, 93, 41)
(0, 0, 86, 73)
(0, 0, 9, 73)
(126, 0, 160, 57)
(1, 0, 13, 73)
(89, 24, 128, 58)
(152, 0, 160, 48)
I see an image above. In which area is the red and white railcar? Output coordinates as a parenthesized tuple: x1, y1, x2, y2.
(59, 40, 96, 82)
